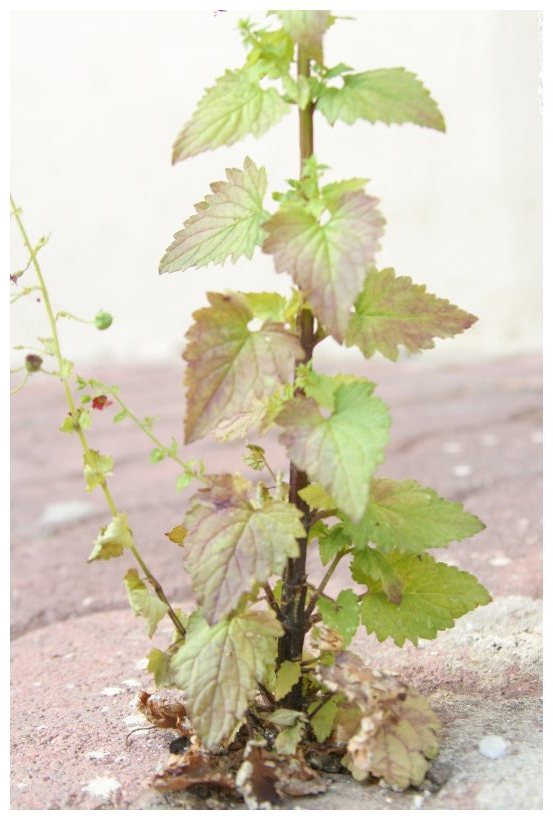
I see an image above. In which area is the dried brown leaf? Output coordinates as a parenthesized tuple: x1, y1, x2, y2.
(152, 747, 239, 795)
(137, 690, 189, 734)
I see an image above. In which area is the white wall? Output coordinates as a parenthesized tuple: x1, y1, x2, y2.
(10, 10, 542, 365)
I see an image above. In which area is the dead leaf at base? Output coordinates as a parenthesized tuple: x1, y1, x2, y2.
(137, 690, 189, 734)
(152, 747, 241, 795)
(235, 740, 327, 809)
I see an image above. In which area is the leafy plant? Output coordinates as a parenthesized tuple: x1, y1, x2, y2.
(11, 10, 491, 806)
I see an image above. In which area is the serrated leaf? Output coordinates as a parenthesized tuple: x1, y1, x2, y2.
(276, 11, 334, 63)
(316, 650, 440, 788)
(275, 721, 304, 755)
(160, 158, 269, 273)
(345, 478, 485, 554)
(309, 696, 339, 742)
(346, 268, 477, 361)
(244, 443, 266, 471)
(173, 68, 289, 163)
(318, 590, 359, 648)
(277, 381, 390, 522)
(263, 191, 385, 341)
(274, 661, 302, 701)
(88, 513, 133, 562)
(183, 475, 304, 623)
(124, 569, 169, 639)
(171, 609, 283, 748)
(184, 292, 301, 443)
(318, 523, 350, 565)
(83, 450, 113, 492)
(147, 648, 174, 688)
(317, 68, 445, 132)
(359, 552, 491, 646)
(298, 368, 363, 409)
(245, 26, 294, 79)
(298, 483, 336, 512)
(350, 548, 403, 604)
(271, 708, 304, 727)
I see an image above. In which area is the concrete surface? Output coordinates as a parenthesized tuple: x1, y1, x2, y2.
(10, 353, 543, 809)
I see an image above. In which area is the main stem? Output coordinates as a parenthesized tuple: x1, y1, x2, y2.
(277, 45, 315, 710)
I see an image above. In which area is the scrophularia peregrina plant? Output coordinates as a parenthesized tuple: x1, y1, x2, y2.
(11, 11, 491, 804)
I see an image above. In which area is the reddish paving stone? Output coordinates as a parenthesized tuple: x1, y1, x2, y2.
(10, 598, 542, 810)
(11, 354, 542, 638)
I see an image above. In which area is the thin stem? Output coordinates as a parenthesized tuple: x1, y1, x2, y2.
(10, 195, 185, 637)
(55, 310, 95, 325)
(10, 372, 30, 395)
(11, 286, 41, 304)
(263, 583, 283, 621)
(305, 549, 351, 622)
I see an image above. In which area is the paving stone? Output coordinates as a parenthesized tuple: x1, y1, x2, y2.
(10, 598, 542, 810)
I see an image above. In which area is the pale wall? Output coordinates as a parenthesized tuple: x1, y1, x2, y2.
(11, 10, 542, 366)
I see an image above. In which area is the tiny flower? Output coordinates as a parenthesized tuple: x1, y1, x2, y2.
(92, 395, 113, 411)
(25, 354, 43, 373)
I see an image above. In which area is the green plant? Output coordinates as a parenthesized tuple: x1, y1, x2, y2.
(11, 11, 491, 806)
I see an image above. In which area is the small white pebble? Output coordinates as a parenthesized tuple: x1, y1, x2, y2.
(65, 683, 76, 690)
(100, 706, 110, 713)
(442, 440, 462, 454)
(480, 433, 498, 446)
(62, 653, 74, 661)
(134, 657, 148, 671)
(489, 555, 512, 567)
(101, 687, 123, 697)
(530, 431, 542, 444)
(479, 735, 510, 759)
(86, 749, 109, 760)
(82, 596, 94, 607)
(32, 681, 42, 687)
(122, 678, 141, 688)
(16, 781, 30, 790)
(453, 464, 473, 477)
(36, 725, 48, 731)
(413, 794, 425, 809)
(82, 776, 121, 799)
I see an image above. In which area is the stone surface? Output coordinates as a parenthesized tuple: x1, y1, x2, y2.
(10, 598, 542, 810)
(10, 354, 543, 808)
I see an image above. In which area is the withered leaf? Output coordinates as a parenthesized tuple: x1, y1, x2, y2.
(137, 690, 189, 734)
(235, 740, 327, 809)
(152, 746, 238, 795)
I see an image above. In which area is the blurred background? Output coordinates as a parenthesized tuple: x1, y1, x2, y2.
(10, 9, 542, 366)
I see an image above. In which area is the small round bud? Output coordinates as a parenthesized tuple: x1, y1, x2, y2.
(25, 354, 43, 373)
(94, 310, 113, 330)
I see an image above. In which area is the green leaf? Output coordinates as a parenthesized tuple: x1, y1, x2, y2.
(243, 443, 266, 471)
(350, 548, 403, 604)
(147, 648, 174, 688)
(309, 696, 339, 743)
(318, 523, 350, 565)
(172, 67, 289, 163)
(184, 292, 301, 443)
(183, 475, 304, 623)
(113, 409, 128, 423)
(171, 609, 283, 748)
(299, 483, 336, 512)
(263, 190, 384, 341)
(297, 367, 363, 410)
(317, 68, 445, 132)
(274, 661, 302, 701)
(277, 381, 390, 522)
(83, 450, 113, 492)
(346, 268, 477, 361)
(345, 478, 485, 555)
(88, 513, 133, 562)
(241, 291, 288, 323)
(245, 25, 294, 79)
(159, 158, 269, 273)
(359, 552, 491, 646)
(164, 524, 187, 546)
(59, 408, 91, 434)
(275, 721, 305, 755)
(124, 569, 169, 639)
(276, 11, 334, 63)
(150, 447, 165, 464)
(318, 590, 359, 648)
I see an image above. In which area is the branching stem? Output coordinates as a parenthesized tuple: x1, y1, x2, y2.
(10, 194, 185, 638)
